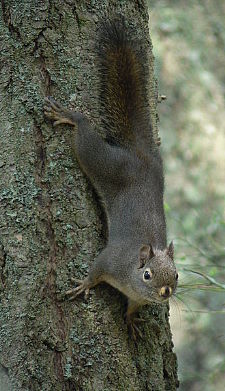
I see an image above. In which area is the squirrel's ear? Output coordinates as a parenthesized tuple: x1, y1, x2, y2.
(167, 241, 174, 260)
(138, 244, 154, 268)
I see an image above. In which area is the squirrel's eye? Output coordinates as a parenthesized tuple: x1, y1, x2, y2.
(143, 270, 152, 281)
(175, 273, 178, 280)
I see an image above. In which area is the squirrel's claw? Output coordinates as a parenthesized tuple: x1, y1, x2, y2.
(45, 96, 63, 110)
(131, 317, 146, 323)
(70, 277, 83, 284)
(131, 322, 143, 340)
(156, 136, 161, 146)
(128, 320, 143, 341)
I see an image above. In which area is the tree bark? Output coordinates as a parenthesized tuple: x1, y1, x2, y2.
(0, 1, 178, 390)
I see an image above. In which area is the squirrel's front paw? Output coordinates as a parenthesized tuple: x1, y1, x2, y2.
(125, 313, 146, 341)
(65, 277, 91, 301)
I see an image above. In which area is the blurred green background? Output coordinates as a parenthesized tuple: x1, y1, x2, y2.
(149, 1, 225, 390)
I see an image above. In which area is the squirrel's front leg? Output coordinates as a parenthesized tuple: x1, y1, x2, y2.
(65, 276, 96, 301)
(65, 264, 103, 301)
(65, 247, 111, 301)
(126, 299, 146, 340)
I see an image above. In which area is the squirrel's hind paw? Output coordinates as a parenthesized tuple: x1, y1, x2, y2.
(44, 96, 75, 127)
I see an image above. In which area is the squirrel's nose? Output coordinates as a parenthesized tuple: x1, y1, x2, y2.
(159, 286, 172, 298)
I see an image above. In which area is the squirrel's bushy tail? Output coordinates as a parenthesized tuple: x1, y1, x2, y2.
(98, 18, 153, 147)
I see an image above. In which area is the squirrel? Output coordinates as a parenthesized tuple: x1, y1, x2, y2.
(44, 18, 178, 339)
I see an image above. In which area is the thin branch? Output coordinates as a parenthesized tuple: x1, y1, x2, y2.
(175, 236, 210, 259)
(183, 268, 225, 289)
(181, 309, 225, 314)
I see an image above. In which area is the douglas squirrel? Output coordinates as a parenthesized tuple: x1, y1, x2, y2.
(44, 18, 178, 339)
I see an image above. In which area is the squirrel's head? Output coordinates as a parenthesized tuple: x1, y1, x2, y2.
(132, 242, 178, 303)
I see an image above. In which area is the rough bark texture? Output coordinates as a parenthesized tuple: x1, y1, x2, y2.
(0, 1, 178, 390)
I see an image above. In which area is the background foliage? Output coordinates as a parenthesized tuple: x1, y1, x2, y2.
(149, 1, 225, 390)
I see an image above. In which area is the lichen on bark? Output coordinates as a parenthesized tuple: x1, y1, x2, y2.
(0, 1, 178, 390)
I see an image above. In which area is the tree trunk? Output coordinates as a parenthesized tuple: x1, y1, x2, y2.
(0, 1, 178, 390)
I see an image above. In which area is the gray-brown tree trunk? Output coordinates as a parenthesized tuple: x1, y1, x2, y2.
(0, 1, 178, 390)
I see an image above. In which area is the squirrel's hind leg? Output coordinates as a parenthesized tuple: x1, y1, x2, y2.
(44, 96, 130, 186)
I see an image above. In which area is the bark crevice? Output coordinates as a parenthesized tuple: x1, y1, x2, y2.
(0, 244, 7, 290)
(33, 121, 68, 384)
(1, 0, 22, 39)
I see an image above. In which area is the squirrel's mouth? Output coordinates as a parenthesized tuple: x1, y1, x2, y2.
(159, 286, 173, 299)
(147, 292, 172, 304)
